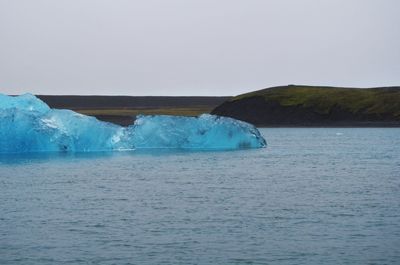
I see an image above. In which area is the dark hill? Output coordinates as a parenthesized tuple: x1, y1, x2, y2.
(211, 85, 400, 127)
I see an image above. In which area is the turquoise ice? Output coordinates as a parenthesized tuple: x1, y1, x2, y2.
(0, 94, 266, 153)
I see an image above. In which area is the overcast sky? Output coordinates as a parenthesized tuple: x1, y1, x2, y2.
(0, 0, 399, 96)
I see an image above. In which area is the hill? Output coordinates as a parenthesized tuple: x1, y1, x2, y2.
(211, 85, 400, 127)
(38, 95, 231, 126)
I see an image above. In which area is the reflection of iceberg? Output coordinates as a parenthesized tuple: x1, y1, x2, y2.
(0, 94, 266, 153)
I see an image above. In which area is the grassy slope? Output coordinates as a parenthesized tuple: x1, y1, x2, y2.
(232, 85, 400, 118)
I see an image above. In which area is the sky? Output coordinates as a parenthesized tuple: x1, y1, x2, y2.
(0, 0, 399, 96)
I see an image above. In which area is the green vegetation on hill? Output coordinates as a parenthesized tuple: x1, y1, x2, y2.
(211, 85, 400, 126)
(232, 85, 400, 118)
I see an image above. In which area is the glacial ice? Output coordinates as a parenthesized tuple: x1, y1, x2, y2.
(0, 94, 266, 153)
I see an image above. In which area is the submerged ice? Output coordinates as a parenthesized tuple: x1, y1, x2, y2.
(0, 94, 266, 153)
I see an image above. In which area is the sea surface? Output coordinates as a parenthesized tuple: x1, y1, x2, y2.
(1, 128, 399, 265)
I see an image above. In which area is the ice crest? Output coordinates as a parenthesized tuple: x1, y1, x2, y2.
(0, 94, 266, 153)
(0, 93, 50, 113)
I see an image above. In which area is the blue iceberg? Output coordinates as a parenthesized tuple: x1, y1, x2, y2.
(0, 94, 266, 153)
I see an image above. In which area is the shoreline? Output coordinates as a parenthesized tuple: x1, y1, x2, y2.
(256, 122, 400, 128)
(87, 113, 400, 128)
(34, 95, 399, 128)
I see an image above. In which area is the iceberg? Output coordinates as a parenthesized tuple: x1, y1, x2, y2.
(0, 94, 266, 153)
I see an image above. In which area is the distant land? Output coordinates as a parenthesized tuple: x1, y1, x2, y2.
(212, 85, 400, 127)
(37, 85, 400, 127)
(38, 95, 231, 126)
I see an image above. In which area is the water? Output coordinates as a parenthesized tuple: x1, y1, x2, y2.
(1, 128, 400, 265)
